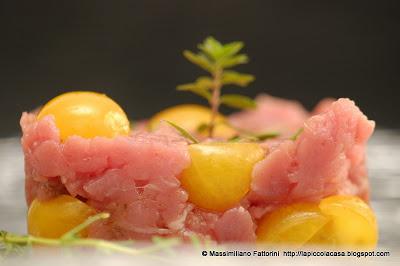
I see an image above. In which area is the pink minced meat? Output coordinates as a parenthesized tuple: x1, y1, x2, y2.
(248, 98, 374, 217)
(229, 94, 309, 137)
(312, 98, 336, 115)
(21, 114, 191, 237)
(21, 114, 254, 241)
(21, 97, 374, 242)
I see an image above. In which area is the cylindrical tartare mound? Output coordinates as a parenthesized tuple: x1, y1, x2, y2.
(21, 94, 377, 245)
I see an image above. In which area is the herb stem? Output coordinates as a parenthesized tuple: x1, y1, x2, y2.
(1, 212, 181, 257)
(68, 239, 142, 255)
(2, 233, 62, 246)
(1, 233, 180, 257)
(208, 67, 222, 137)
(61, 212, 110, 240)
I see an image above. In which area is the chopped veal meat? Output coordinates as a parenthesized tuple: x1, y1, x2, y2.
(250, 98, 374, 208)
(229, 94, 309, 137)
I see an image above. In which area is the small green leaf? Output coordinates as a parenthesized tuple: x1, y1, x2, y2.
(195, 76, 214, 88)
(180, 86, 210, 101)
(253, 131, 280, 141)
(165, 120, 199, 144)
(220, 54, 248, 68)
(227, 135, 259, 142)
(177, 77, 213, 100)
(228, 135, 241, 142)
(290, 128, 304, 141)
(177, 77, 212, 101)
(220, 41, 244, 58)
(198, 36, 223, 60)
(228, 131, 279, 142)
(196, 122, 209, 133)
(183, 50, 214, 72)
(222, 71, 255, 87)
(220, 94, 256, 109)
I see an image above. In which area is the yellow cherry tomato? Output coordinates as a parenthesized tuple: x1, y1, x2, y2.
(28, 195, 96, 238)
(38, 91, 130, 141)
(181, 142, 265, 211)
(310, 195, 378, 248)
(257, 195, 378, 248)
(148, 104, 236, 139)
(256, 203, 329, 246)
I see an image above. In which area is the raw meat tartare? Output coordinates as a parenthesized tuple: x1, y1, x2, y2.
(21, 91, 378, 247)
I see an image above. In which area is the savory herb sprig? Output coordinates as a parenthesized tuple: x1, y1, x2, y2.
(290, 127, 304, 141)
(0, 212, 180, 258)
(177, 36, 255, 137)
(228, 131, 280, 142)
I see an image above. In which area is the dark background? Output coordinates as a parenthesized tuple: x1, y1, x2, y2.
(0, 0, 399, 137)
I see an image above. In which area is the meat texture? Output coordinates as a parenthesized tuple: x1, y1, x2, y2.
(249, 99, 374, 212)
(229, 94, 309, 137)
(21, 96, 374, 242)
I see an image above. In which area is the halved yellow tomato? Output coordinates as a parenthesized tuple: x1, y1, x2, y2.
(38, 91, 130, 141)
(257, 203, 329, 247)
(257, 195, 378, 248)
(310, 195, 378, 248)
(28, 195, 96, 238)
(181, 142, 265, 211)
(148, 104, 236, 139)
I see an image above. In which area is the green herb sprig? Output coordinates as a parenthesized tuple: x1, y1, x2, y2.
(165, 120, 199, 144)
(177, 36, 256, 137)
(228, 131, 280, 142)
(290, 127, 304, 141)
(0, 213, 180, 258)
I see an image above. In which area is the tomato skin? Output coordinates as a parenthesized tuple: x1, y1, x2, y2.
(37, 91, 130, 141)
(28, 195, 96, 238)
(256, 203, 329, 247)
(311, 195, 378, 248)
(181, 142, 265, 211)
(257, 195, 378, 248)
(149, 104, 236, 139)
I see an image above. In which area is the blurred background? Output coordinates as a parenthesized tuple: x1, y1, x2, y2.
(0, 0, 399, 137)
